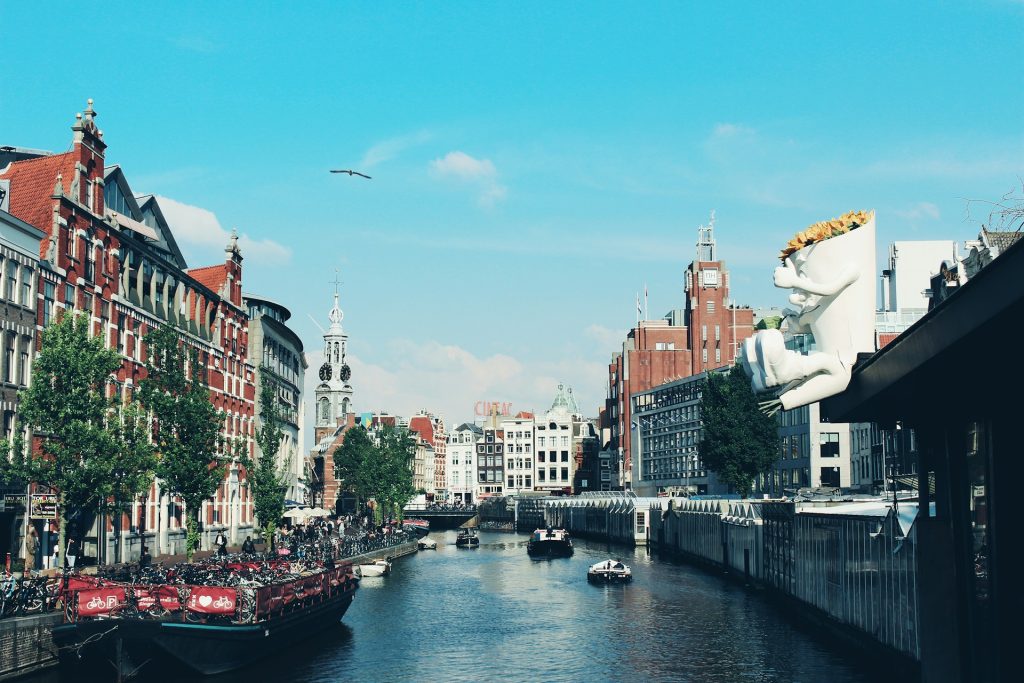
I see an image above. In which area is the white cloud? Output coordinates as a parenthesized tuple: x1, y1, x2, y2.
(359, 131, 432, 169)
(894, 201, 941, 221)
(301, 340, 607, 451)
(430, 151, 508, 207)
(710, 123, 755, 140)
(156, 195, 291, 265)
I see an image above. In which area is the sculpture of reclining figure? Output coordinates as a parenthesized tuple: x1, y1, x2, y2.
(741, 213, 876, 412)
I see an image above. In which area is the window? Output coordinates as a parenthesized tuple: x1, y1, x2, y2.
(715, 324, 720, 341)
(819, 432, 840, 458)
(702, 348, 708, 364)
(549, 467, 556, 481)
(7, 265, 17, 303)
(701, 325, 707, 341)
(538, 470, 545, 482)
(43, 282, 56, 326)
(64, 283, 75, 309)
(19, 338, 29, 386)
(525, 476, 532, 487)
(561, 451, 569, 462)
(507, 477, 514, 488)
(561, 467, 569, 481)
(538, 436, 545, 447)
(707, 300, 715, 313)
(715, 348, 721, 364)
(3, 335, 13, 383)
(539, 452, 545, 463)
(20, 266, 32, 306)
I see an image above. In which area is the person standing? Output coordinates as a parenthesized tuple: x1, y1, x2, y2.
(25, 527, 39, 571)
(215, 530, 228, 557)
(65, 537, 79, 570)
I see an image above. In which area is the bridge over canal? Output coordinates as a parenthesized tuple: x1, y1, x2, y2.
(402, 506, 478, 530)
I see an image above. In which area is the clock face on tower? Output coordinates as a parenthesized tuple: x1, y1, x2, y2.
(318, 363, 332, 381)
(339, 363, 351, 381)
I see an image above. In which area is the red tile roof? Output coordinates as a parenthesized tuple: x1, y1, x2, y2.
(514, 411, 534, 419)
(408, 416, 434, 444)
(187, 264, 228, 294)
(0, 151, 78, 235)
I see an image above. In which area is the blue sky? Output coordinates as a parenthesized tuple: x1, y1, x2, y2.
(2, 2, 1022, 446)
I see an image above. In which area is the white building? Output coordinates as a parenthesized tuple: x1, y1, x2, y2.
(535, 385, 578, 494)
(877, 240, 959, 339)
(500, 413, 535, 496)
(446, 423, 481, 504)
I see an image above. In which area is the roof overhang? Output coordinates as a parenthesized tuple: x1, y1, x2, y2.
(821, 235, 1024, 425)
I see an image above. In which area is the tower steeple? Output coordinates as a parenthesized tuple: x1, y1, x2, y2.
(315, 281, 354, 438)
(696, 209, 717, 263)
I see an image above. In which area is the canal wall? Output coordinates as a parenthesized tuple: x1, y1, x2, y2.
(0, 613, 60, 682)
(649, 498, 922, 668)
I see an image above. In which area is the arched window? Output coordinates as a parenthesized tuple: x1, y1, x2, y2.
(341, 398, 350, 416)
(319, 397, 331, 422)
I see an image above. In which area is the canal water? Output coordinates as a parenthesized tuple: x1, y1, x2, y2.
(38, 529, 877, 683)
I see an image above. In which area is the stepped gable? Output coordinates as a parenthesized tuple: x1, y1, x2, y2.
(0, 151, 78, 233)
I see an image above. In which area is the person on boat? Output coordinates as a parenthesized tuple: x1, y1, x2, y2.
(241, 536, 256, 554)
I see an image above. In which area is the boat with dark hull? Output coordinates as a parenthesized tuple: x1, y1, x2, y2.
(527, 528, 574, 558)
(52, 564, 359, 677)
(455, 528, 479, 547)
(587, 559, 632, 584)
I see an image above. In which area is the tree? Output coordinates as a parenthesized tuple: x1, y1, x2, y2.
(246, 366, 288, 545)
(1, 313, 124, 568)
(699, 364, 778, 498)
(375, 425, 416, 522)
(106, 401, 158, 562)
(333, 425, 376, 512)
(138, 325, 226, 561)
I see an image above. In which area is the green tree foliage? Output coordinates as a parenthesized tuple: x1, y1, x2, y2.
(138, 324, 226, 561)
(246, 366, 287, 544)
(106, 400, 159, 561)
(333, 425, 376, 511)
(333, 424, 416, 522)
(376, 425, 417, 521)
(0, 314, 144, 568)
(699, 364, 779, 497)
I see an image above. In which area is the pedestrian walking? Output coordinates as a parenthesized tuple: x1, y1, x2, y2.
(215, 530, 228, 557)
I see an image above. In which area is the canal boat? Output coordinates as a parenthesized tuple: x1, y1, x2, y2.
(526, 527, 574, 558)
(51, 563, 359, 677)
(418, 538, 437, 550)
(403, 518, 431, 538)
(356, 559, 391, 577)
(455, 528, 480, 547)
(587, 559, 632, 584)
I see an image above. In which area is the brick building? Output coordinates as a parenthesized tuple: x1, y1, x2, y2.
(602, 215, 754, 486)
(0, 101, 256, 560)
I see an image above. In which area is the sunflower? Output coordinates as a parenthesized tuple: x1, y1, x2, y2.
(779, 210, 874, 261)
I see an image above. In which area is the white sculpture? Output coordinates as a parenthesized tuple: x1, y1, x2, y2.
(741, 212, 876, 412)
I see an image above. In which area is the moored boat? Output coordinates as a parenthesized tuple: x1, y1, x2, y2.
(418, 538, 437, 550)
(587, 559, 632, 584)
(527, 527, 574, 557)
(51, 563, 359, 677)
(455, 528, 479, 547)
(356, 559, 391, 577)
(402, 518, 430, 538)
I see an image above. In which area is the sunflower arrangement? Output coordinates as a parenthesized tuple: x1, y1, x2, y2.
(779, 209, 874, 261)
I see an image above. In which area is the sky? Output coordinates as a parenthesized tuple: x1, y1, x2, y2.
(1, 2, 1022, 449)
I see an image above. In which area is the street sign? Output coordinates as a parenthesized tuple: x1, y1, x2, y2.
(30, 493, 58, 520)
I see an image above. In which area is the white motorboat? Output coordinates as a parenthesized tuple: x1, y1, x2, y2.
(587, 559, 632, 584)
(418, 538, 437, 550)
(356, 559, 392, 577)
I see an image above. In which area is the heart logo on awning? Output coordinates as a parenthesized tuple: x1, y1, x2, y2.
(198, 595, 213, 607)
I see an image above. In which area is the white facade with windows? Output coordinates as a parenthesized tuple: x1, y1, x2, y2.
(500, 415, 534, 495)
(446, 423, 481, 504)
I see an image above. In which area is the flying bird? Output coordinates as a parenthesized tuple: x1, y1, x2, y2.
(330, 169, 372, 179)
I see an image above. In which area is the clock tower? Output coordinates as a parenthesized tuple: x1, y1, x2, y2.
(314, 289, 354, 440)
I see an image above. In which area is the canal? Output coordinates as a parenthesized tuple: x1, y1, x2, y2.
(35, 530, 877, 683)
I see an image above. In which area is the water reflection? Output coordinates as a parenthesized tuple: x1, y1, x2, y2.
(31, 529, 876, 683)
